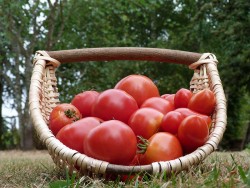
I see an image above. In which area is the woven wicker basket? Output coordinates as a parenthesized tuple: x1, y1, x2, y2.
(29, 47, 227, 177)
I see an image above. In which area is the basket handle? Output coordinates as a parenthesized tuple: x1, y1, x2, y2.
(46, 47, 202, 65)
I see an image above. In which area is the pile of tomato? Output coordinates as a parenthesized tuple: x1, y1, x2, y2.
(49, 74, 216, 166)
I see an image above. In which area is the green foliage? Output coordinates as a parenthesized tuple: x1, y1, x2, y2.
(231, 154, 250, 187)
(49, 169, 80, 188)
(0, 120, 19, 150)
(53, 0, 194, 102)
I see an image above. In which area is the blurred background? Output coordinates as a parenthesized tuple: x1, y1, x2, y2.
(0, 0, 249, 151)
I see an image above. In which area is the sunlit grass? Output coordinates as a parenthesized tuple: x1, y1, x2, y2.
(0, 150, 249, 187)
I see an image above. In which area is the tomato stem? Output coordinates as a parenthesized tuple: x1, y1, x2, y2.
(137, 136, 149, 154)
(64, 109, 80, 121)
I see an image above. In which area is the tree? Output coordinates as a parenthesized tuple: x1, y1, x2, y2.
(0, 19, 14, 149)
(208, 0, 250, 149)
(0, 0, 69, 149)
(170, 0, 250, 149)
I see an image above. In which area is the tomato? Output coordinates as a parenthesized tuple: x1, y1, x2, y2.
(160, 111, 185, 135)
(84, 120, 137, 165)
(174, 108, 212, 128)
(161, 94, 171, 99)
(161, 94, 175, 109)
(128, 108, 163, 139)
(114, 75, 160, 107)
(92, 89, 138, 124)
(174, 88, 193, 108)
(188, 89, 216, 115)
(140, 97, 174, 115)
(129, 153, 143, 166)
(178, 115, 209, 153)
(71, 90, 99, 117)
(139, 132, 183, 165)
(49, 103, 82, 135)
(56, 117, 102, 153)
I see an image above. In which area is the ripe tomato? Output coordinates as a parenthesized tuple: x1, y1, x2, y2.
(178, 115, 209, 153)
(114, 75, 160, 107)
(128, 108, 163, 139)
(56, 117, 102, 153)
(141, 97, 174, 115)
(174, 88, 193, 108)
(174, 108, 212, 128)
(49, 103, 82, 135)
(161, 94, 175, 109)
(84, 120, 137, 165)
(92, 89, 138, 124)
(188, 89, 216, 115)
(139, 132, 183, 165)
(161, 94, 171, 99)
(71, 90, 99, 117)
(129, 153, 143, 166)
(160, 111, 185, 135)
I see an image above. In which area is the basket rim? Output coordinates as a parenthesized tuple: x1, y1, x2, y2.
(29, 48, 227, 175)
(43, 47, 202, 65)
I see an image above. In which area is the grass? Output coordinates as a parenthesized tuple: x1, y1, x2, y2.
(0, 150, 250, 188)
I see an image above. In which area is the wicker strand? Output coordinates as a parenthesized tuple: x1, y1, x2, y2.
(188, 53, 218, 70)
(189, 53, 218, 93)
(32, 51, 61, 124)
(33, 51, 61, 68)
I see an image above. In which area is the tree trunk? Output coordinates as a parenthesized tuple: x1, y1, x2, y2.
(243, 123, 250, 148)
(0, 71, 4, 149)
(21, 64, 34, 150)
(0, 49, 8, 149)
(21, 118, 34, 150)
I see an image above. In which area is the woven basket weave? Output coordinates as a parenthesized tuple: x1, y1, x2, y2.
(29, 47, 227, 176)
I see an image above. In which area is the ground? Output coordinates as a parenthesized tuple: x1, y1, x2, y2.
(0, 150, 249, 187)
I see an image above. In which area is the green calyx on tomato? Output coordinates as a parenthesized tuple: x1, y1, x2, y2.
(137, 136, 149, 154)
(49, 103, 82, 136)
(64, 109, 80, 121)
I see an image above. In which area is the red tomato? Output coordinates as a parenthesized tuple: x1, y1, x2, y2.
(160, 111, 185, 135)
(140, 132, 183, 165)
(178, 115, 209, 153)
(174, 88, 193, 108)
(141, 97, 174, 115)
(128, 108, 163, 139)
(56, 117, 102, 153)
(188, 89, 216, 115)
(92, 89, 138, 124)
(84, 120, 137, 165)
(129, 153, 143, 166)
(161, 94, 171, 99)
(71, 90, 99, 117)
(114, 75, 160, 107)
(161, 94, 175, 109)
(174, 108, 212, 128)
(49, 103, 82, 135)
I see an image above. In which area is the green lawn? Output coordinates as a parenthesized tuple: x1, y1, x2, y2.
(0, 150, 250, 188)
